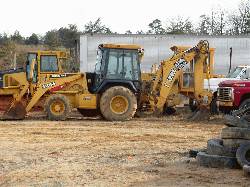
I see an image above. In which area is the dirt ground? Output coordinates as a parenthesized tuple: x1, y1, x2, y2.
(0, 110, 249, 187)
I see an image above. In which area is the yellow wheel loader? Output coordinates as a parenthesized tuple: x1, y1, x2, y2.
(0, 45, 144, 121)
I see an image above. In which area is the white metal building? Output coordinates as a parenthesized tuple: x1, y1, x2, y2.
(80, 34, 250, 75)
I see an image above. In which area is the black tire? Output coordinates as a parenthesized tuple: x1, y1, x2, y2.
(223, 139, 250, 149)
(196, 152, 239, 169)
(207, 138, 236, 157)
(44, 94, 71, 121)
(77, 109, 100, 117)
(221, 127, 250, 140)
(189, 98, 198, 112)
(240, 99, 250, 109)
(236, 143, 250, 168)
(224, 115, 250, 128)
(100, 86, 137, 121)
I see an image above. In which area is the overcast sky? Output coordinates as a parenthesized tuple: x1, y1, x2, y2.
(0, 0, 242, 36)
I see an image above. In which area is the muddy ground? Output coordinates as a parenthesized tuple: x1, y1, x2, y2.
(0, 110, 249, 187)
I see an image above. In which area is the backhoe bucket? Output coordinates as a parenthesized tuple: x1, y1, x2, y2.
(188, 107, 210, 121)
(2, 101, 26, 120)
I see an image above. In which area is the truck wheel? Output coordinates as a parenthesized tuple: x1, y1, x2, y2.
(44, 94, 71, 121)
(100, 86, 137, 121)
(240, 98, 250, 109)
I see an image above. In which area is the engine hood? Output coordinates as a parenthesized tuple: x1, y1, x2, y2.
(204, 78, 239, 92)
(219, 80, 250, 87)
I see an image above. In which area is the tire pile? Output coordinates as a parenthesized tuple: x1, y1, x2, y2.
(195, 112, 250, 175)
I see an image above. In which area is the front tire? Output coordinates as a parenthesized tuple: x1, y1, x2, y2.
(44, 94, 71, 121)
(240, 98, 250, 109)
(100, 86, 137, 121)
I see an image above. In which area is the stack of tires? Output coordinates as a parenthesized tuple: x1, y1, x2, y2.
(196, 115, 250, 171)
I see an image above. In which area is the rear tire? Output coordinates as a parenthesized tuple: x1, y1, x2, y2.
(44, 94, 71, 121)
(100, 86, 137, 121)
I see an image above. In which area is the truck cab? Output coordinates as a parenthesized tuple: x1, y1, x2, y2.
(217, 66, 250, 112)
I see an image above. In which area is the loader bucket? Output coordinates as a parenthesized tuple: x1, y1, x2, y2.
(2, 101, 26, 120)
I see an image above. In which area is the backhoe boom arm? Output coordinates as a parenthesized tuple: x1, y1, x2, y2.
(148, 40, 209, 113)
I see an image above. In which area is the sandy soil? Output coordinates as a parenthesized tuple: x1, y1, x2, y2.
(0, 112, 249, 187)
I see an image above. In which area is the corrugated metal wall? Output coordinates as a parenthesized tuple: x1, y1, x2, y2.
(80, 34, 250, 75)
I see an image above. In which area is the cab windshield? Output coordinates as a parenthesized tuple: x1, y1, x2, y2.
(227, 67, 245, 78)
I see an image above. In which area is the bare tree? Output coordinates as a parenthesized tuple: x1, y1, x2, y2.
(84, 18, 113, 34)
(228, 0, 250, 35)
(166, 17, 194, 34)
(197, 14, 211, 35)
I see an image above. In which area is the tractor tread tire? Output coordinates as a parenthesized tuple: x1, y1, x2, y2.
(223, 139, 250, 149)
(196, 152, 239, 169)
(207, 138, 236, 157)
(224, 115, 250, 128)
(44, 94, 71, 121)
(221, 127, 250, 140)
(236, 143, 250, 168)
(100, 86, 137, 121)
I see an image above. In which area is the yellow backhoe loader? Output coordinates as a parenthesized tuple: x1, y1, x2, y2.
(138, 40, 212, 116)
(0, 45, 144, 121)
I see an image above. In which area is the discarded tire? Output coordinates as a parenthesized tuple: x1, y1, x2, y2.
(236, 144, 250, 168)
(223, 139, 250, 148)
(224, 115, 250, 128)
(207, 139, 236, 157)
(196, 152, 239, 169)
(221, 127, 250, 140)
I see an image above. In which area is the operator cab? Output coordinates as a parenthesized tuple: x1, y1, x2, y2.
(26, 51, 67, 83)
(90, 44, 144, 93)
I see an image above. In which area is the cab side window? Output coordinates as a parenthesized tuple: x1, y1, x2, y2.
(40, 56, 58, 72)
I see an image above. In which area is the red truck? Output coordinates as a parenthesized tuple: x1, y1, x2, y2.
(217, 80, 250, 112)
